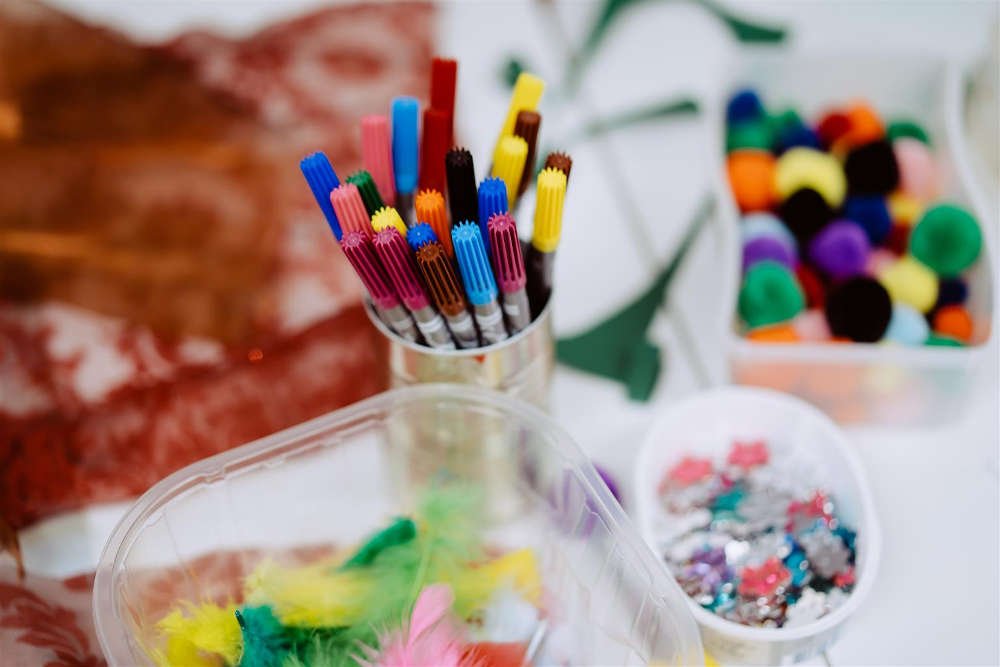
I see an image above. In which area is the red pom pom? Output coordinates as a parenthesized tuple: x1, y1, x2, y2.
(885, 223, 912, 255)
(796, 263, 826, 308)
(816, 111, 852, 148)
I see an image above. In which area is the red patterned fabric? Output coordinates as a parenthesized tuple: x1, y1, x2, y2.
(0, 1, 434, 663)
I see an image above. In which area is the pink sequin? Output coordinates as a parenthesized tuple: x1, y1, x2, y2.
(738, 557, 791, 598)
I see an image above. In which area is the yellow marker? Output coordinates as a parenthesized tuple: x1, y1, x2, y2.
(493, 72, 545, 155)
(531, 167, 568, 252)
(492, 135, 528, 204)
(370, 206, 408, 237)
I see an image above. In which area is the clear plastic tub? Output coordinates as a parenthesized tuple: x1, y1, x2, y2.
(634, 387, 880, 665)
(710, 52, 996, 425)
(93, 384, 704, 666)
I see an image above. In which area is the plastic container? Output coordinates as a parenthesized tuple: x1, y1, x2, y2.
(93, 384, 703, 666)
(365, 299, 554, 409)
(711, 52, 996, 425)
(634, 386, 880, 665)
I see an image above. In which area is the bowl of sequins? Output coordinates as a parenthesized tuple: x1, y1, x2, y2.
(634, 386, 880, 665)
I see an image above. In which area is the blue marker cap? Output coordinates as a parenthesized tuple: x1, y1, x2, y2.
(300, 151, 342, 240)
(407, 221, 438, 251)
(452, 222, 498, 306)
(477, 177, 508, 254)
(392, 97, 420, 195)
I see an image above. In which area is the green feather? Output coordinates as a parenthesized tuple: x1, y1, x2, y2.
(338, 518, 416, 570)
(237, 606, 291, 667)
(343, 484, 485, 636)
(281, 628, 368, 667)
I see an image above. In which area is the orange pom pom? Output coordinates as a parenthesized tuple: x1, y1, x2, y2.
(841, 101, 884, 147)
(933, 305, 973, 342)
(747, 323, 800, 343)
(727, 150, 777, 212)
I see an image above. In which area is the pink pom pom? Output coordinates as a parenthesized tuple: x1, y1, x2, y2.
(894, 138, 940, 202)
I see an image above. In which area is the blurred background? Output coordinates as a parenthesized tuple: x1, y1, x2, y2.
(0, 1, 997, 665)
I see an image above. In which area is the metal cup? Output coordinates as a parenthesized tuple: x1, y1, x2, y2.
(366, 300, 555, 518)
(364, 300, 554, 408)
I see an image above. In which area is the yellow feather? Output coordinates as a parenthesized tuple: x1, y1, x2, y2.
(154, 601, 241, 665)
(453, 548, 542, 617)
(244, 558, 373, 628)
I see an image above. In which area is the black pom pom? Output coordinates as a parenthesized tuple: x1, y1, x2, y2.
(936, 277, 969, 308)
(778, 188, 835, 246)
(844, 140, 899, 195)
(824, 277, 892, 342)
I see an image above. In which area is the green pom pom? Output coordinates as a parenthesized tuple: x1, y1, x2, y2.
(926, 333, 964, 347)
(726, 120, 772, 152)
(766, 108, 803, 141)
(739, 260, 805, 329)
(887, 119, 930, 145)
(909, 203, 982, 276)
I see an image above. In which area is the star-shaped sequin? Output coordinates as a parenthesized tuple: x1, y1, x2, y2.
(738, 557, 791, 598)
(727, 440, 770, 470)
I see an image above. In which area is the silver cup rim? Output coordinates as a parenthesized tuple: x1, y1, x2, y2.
(363, 298, 552, 357)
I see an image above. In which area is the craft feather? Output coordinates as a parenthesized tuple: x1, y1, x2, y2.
(355, 484, 486, 628)
(359, 583, 465, 667)
(237, 605, 293, 667)
(244, 558, 372, 628)
(339, 518, 417, 570)
(282, 633, 369, 667)
(153, 601, 242, 667)
(452, 549, 542, 618)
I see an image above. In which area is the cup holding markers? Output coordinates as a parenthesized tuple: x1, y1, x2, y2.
(635, 387, 879, 665)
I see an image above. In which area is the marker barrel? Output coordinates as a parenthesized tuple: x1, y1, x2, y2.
(473, 300, 509, 345)
(443, 309, 479, 349)
(500, 287, 531, 334)
(375, 303, 420, 343)
(412, 305, 456, 349)
(525, 245, 554, 318)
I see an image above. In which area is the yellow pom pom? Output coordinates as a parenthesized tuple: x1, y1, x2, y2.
(775, 147, 847, 208)
(888, 192, 924, 227)
(244, 558, 372, 628)
(153, 601, 241, 666)
(879, 256, 939, 313)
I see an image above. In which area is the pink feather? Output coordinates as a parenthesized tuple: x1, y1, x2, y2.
(366, 584, 467, 667)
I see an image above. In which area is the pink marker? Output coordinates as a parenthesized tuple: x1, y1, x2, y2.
(487, 213, 531, 334)
(340, 231, 419, 342)
(331, 183, 372, 238)
(372, 227, 455, 349)
(361, 115, 397, 207)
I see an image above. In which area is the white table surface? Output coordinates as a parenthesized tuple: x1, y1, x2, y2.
(19, 1, 1000, 665)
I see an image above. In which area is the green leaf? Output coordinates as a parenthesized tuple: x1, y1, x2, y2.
(556, 195, 714, 401)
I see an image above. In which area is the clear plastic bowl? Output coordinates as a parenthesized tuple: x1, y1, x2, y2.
(710, 52, 996, 425)
(634, 387, 880, 665)
(93, 384, 704, 666)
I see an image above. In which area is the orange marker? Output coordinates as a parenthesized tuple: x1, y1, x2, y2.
(415, 189, 453, 258)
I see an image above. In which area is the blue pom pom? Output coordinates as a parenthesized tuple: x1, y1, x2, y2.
(726, 88, 765, 124)
(844, 196, 892, 244)
(741, 212, 798, 252)
(883, 303, 929, 345)
(776, 125, 821, 154)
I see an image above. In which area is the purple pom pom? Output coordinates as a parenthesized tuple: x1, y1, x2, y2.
(743, 236, 796, 272)
(808, 219, 870, 280)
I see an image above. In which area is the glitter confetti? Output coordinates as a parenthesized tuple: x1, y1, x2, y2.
(657, 439, 858, 628)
